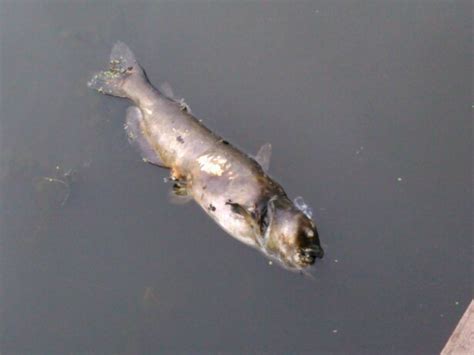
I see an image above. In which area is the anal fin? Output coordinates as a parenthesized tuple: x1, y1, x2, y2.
(125, 106, 167, 167)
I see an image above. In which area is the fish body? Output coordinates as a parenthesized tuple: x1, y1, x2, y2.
(88, 42, 323, 270)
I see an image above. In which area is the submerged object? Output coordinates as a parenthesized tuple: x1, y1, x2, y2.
(88, 42, 323, 270)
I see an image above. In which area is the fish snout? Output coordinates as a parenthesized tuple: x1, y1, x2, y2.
(300, 245, 324, 265)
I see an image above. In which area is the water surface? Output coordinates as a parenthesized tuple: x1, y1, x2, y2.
(0, 1, 471, 354)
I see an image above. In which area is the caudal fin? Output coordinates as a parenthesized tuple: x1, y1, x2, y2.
(88, 41, 142, 98)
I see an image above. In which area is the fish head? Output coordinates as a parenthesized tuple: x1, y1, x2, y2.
(262, 196, 324, 269)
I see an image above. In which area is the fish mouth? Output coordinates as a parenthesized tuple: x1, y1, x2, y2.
(298, 246, 324, 266)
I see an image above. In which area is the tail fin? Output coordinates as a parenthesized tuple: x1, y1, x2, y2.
(88, 41, 142, 98)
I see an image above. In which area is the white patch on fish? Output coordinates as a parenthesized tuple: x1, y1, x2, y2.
(197, 154, 231, 176)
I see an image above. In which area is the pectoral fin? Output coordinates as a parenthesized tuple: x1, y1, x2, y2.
(125, 106, 167, 167)
(168, 176, 193, 204)
(255, 143, 272, 171)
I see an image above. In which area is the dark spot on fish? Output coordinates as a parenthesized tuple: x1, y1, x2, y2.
(202, 185, 207, 190)
(208, 204, 216, 212)
(127, 66, 133, 71)
(176, 136, 184, 144)
(222, 140, 229, 145)
(226, 200, 244, 215)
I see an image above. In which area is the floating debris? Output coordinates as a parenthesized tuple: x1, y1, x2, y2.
(34, 165, 76, 209)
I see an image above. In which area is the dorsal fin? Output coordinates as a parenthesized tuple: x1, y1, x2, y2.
(255, 143, 272, 171)
(159, 82, 191, 113)
(159, 82, 175, 99)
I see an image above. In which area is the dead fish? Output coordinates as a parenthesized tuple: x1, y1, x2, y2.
(88, 42, 323, 270)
